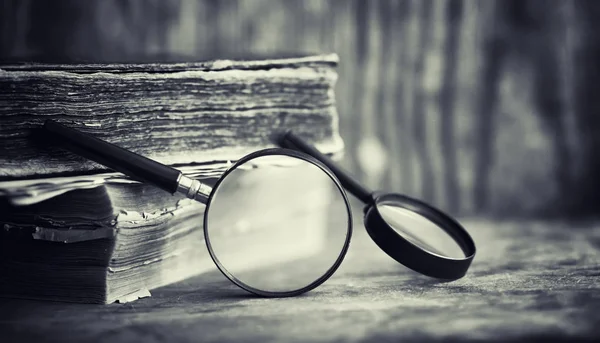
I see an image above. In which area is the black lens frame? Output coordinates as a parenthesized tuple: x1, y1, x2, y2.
(203, 148, 353, 297)
(364, 193, 476, 280)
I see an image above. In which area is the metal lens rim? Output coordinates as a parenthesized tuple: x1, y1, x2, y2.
(203, 148, 354, 297)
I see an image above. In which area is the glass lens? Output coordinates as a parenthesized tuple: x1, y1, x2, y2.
(204, 153, 351, 295)
(376, 203, 465, 258)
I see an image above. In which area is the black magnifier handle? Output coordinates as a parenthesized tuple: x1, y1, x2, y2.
(43, 120, 212, 203)
(278, 130, 373, 204)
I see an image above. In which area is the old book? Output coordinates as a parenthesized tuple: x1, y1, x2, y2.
(0, 54, 344, 304)
(0, 53, 342, 178)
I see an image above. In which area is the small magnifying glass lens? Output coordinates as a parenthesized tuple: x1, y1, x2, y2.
(376, 202, 465, 259)
(204, 152, 352, 297)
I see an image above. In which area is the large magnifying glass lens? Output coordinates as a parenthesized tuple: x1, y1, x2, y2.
(204, 153, 352, 297)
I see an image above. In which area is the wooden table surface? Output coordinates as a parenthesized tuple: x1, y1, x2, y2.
(1, 216, 600, 342)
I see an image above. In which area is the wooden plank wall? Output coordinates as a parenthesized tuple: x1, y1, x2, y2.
(2, 0, 599, 218)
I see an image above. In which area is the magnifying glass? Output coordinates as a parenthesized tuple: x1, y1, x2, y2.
(42, 120, 353, 297)
(279, 130, 476, 280)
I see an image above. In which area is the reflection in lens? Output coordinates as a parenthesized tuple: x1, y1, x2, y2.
(376, 203, 465, 258)
(205, 154, 350, 294)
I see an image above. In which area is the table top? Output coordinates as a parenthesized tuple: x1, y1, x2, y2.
(1, 216, 600, 342)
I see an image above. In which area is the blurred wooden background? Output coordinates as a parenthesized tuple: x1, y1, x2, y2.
(1, 0, 599, 218)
